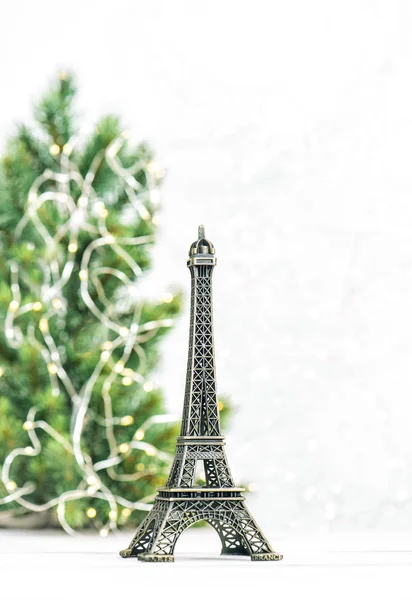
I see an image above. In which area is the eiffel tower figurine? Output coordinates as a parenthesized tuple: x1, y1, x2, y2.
(120, 226, 282, 562)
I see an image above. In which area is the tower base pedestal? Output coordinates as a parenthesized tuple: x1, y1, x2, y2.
(137, 553, 175, 563)
(120, 491, 282, 563)
(251, 552, 283, 561)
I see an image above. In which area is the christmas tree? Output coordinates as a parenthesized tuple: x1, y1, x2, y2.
(0, 72, 191, 534)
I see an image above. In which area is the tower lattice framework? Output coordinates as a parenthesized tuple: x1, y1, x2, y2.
(120, 226, 282, 562)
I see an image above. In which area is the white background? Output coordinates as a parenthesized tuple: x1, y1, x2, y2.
(1, 0, 412, 533)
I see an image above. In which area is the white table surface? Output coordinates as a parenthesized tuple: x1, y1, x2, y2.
(1, 529, 411, 600)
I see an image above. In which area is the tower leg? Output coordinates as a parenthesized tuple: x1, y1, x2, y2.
(120, 498, 282, 562)
(119, 517, 157, 558)
(232, 502, 283, 561)
(210, 519, 250, 556)
(119, 499, 169, 558)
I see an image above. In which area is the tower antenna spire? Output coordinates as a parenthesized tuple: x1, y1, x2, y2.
(198, 224, 205, 240)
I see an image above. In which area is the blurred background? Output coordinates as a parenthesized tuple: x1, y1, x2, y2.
(1, 0, 412, 535)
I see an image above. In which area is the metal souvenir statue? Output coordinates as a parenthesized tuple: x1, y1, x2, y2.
(120, 226, 282, 562)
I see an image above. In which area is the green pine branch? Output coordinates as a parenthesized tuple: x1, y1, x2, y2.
(0, 72, 234, 532)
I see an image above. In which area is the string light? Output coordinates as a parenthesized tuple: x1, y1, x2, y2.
(218, 401, 224, 411)
(1, 131, 177, 535)
(162, 292, 173, 303)
(39, 318, 49, 332)
(94, 201, 105, 212)
(49, 144, 60, 156)
(94, 201, 108, 219)
(52, 298, 63, 310)
(139, 206, 151, 221)
(150, 189, 161, 205)
(146, 161, 165, 178)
